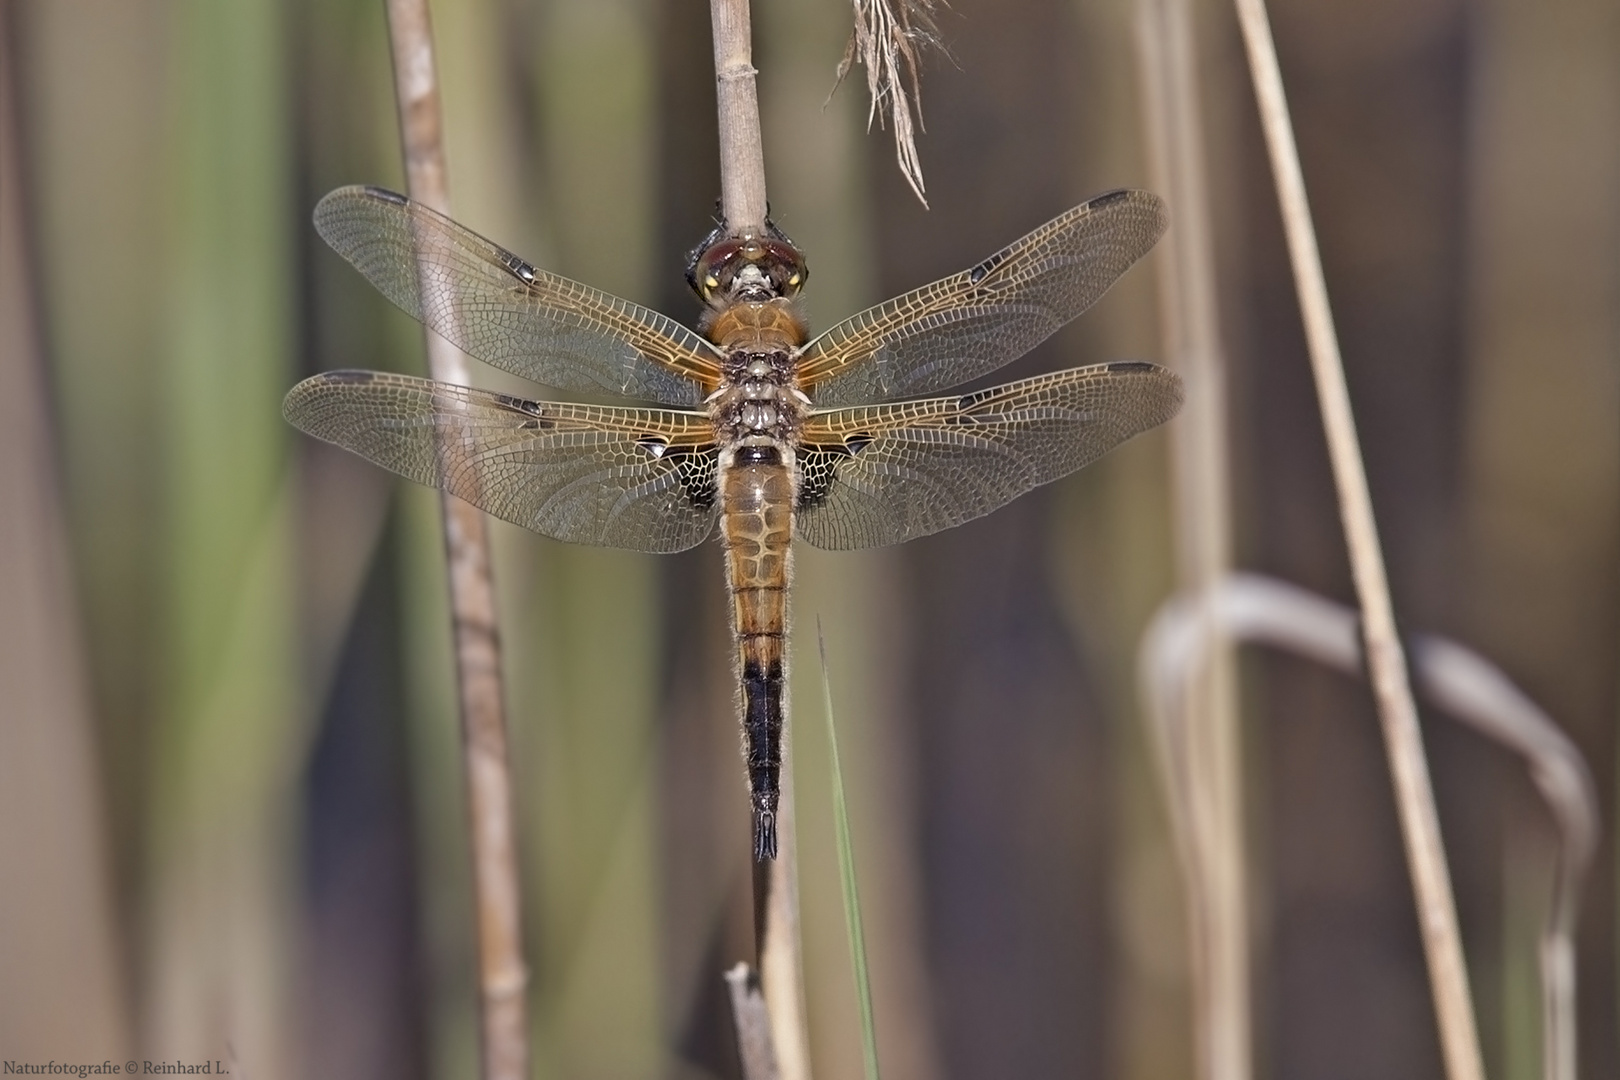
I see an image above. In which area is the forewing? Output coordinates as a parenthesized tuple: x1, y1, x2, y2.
(315, 186, 722, 405)
(284, 370, 720, 552)
(796, 190, 1166, 406)
(795, 362, 1183, 549)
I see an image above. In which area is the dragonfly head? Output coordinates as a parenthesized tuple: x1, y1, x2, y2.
(686, 220, 808, 310)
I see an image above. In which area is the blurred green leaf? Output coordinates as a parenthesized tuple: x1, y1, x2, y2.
(817, 620, 882, 1080)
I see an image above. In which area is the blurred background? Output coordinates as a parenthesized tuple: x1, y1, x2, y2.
(2, 0, 1614, 1078)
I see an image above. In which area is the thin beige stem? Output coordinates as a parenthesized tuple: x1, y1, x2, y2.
(755, 738, 810, 1080)
(711, 0, 769, 233)
(726, 963, 783, 1080)
(708, 2, 811, 1076)
(1229, 3, 1484, 1079)
(382, 4, 529, 1080)
(0, 9, 133, 1054)
(1133, 1, 1247, 1078)
(730, 957, 783, 1080)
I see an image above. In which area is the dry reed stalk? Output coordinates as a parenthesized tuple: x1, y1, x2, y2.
(0, 9, 133, 1053)
(1133, 1, 1247, 1077)
(1412, 637, 1593, 1080)
(727, 963, 783, 1080)
(381, 3, 529, 1079)
(709, 2, 813, 1076)
(712, 0, 769, 234)
(751, 758, 811, 1080)
(1228, 3, 1485, 1078)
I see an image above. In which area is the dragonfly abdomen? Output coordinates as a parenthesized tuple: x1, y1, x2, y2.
(719, 443, 795, 860)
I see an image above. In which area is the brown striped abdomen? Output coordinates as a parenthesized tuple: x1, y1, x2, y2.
(719, 446, 795, 860)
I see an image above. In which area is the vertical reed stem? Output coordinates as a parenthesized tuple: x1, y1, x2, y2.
(382, 4, 530, 1079)
(1134, 1, 1247, 1076)
(711, 0, 769, 234)
(727, 963, 783, 1080)
(1230, 3, 1484, 1078)
(709, 2, 811, 1077)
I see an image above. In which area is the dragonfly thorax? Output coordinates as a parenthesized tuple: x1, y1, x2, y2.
(702, 295, 808, 354)
(709, 342, 807, 445)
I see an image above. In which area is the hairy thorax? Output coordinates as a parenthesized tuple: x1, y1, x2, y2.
(705, 298, 812, 447)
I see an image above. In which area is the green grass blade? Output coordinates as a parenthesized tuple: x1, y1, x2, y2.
(816, 619, 881, 1080)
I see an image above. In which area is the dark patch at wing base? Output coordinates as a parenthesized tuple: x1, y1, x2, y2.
(667, 444, 720, 512)
(796, 434, 874, 510)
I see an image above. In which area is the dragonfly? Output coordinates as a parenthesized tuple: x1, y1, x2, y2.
(285, 185, 1182, 860)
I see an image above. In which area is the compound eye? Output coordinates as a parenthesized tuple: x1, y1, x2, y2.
(757, 239, 808, 294)
(695, 239, 745, 289)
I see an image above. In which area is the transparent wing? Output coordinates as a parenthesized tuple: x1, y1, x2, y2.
(795, 190, 1166, 406)
(314, 186, 722, 406)
(284, 370, 720, 552)
(795, 361, 1183, 549)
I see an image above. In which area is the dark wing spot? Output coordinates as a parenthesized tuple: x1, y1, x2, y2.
(967, 249, 1006, 285)
(500, 251, 539, 284)
(324, 370, 376, 385)
(494, 393, 550, 429)
(1107, 360, 1159, 374)
(494, 393, 544, 416)
(364, 186, 409, 205)
(843, 433, 874, 455)
(1088, 189, 1133, 209)
(636, 435, 670, 459)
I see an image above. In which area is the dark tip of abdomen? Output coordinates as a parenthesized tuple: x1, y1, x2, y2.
(753, 809, 778, 860)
